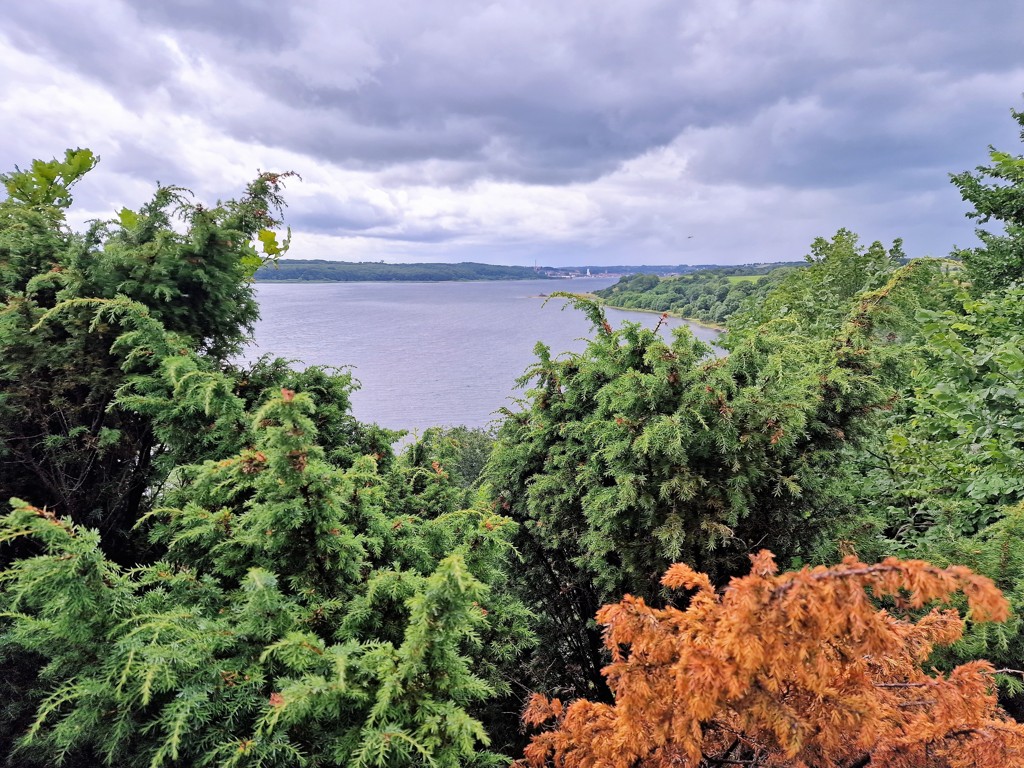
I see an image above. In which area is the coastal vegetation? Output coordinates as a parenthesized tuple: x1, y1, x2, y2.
(2, 106, 1024, 766)
(591, 254, 899, 326)
(254, 260, 551, 282)
(595, 264, 795, 326)
(253, 260, 789, 284)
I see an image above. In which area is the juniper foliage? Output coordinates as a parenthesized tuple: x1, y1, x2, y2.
(0, 387, 528, 767)
(0, 150, 294, 559)
(484, 282, 918, 698)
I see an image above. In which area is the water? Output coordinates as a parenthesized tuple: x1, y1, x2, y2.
(245, 278, 722, 433)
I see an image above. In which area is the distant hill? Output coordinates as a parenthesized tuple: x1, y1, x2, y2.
(255, 260, 808, 282)
(564, 262, 806, 276)
(562, 264, 715, 276)
(254, 260, 551, 282)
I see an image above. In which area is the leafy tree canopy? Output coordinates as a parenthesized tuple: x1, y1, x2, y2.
(951, 108, 1024, 292)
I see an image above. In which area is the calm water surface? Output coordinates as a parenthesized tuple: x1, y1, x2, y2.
(245, 278, 721, 433)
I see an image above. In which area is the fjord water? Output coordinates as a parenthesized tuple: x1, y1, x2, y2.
(246, 278, 721, 433)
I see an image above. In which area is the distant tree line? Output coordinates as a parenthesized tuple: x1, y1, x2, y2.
(595, 262, 803, 325)
(255, 260, 808, 284)
(255, 259, 549, 282)
(564, 262, 803, 276)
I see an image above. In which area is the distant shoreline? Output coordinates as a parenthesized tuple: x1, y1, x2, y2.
(254, 277, 557, 284)
(253, 259, 560, 283)
(254, 259, 806, 284)
(601, 303, 726, 332)
(528, 291, 726, 332)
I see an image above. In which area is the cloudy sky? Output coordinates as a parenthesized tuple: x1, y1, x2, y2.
(2, 1, 1023, 266)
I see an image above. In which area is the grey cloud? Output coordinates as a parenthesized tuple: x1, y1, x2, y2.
(1, 2, 176, 98)
(357, 228, 462, 244)
(3, 0, 1024, 264)
(288, 193, 398, 234)
(103, 139, 202, 190)
(683, 60, 1024, 193)
(8, 0, 1023, 190)
(126, 0, 298, 50)
(172, 1, 1024, 190)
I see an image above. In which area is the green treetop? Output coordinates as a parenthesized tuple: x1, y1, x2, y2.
(483, 287, 908, 699)
(0, 151, 292, 561)
(951, 108, 1024, 292)
(0, 388, 528, 767)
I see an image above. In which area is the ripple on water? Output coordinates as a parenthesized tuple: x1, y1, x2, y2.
(244, 278, 722, 433)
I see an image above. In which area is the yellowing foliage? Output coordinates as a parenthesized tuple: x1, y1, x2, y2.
(521, 552, 1024, 767)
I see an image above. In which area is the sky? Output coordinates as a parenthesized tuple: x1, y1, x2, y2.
(1, 1, 1023, 267)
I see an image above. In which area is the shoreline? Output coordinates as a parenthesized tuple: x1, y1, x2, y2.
(539, 292, 726, 332)
(254, 277, 557, 285)
(602, 304, 726, 331)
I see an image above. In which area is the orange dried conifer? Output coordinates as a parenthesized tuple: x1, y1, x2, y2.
(521, 551, 1024, 767)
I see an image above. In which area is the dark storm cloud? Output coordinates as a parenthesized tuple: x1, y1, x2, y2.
(2, 0, 1024, 262)
(218, 4, 753, 183)
(103, 139, 202, 190)
(287, 193, 398, 234)
(1, 2, 176, 97)
(126, 0, 299, 50)
(7, 0, 1022, 188)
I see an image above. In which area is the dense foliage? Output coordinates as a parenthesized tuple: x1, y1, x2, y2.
(484, 256, 940, 699)
(723, 230, 911, 341)
(4, 104, 1024, 767)
(255, 260, 548, 282)
(0, 149, 294, 562)
(0, 154, 529, 766)
(594, 263, 806, 325)
(950, 108, 1024, 293)
(839, 113, 1024, 704)
(0, 389, 528, 767)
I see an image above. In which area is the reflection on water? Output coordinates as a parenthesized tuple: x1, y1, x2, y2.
(245, 278, 722, 433)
